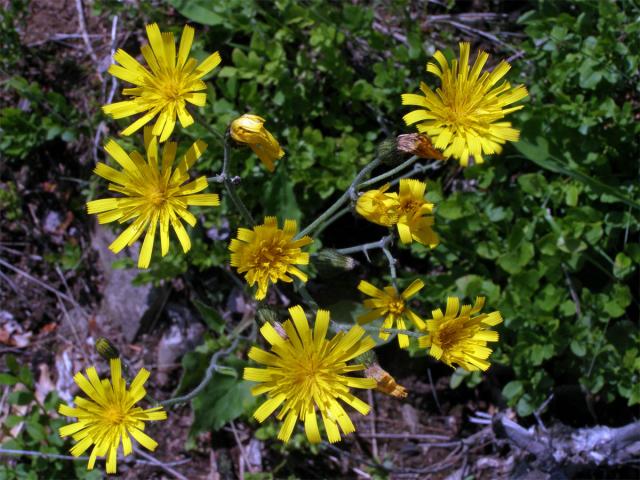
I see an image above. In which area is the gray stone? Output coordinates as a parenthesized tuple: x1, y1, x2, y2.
(92, 224, 165, 341)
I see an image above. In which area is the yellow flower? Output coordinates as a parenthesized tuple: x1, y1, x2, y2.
(103, 23, 221, 142)
(87, 128, 220, 269)
(355, 183, 399, 227)
(402, 42, 528, 166)
(395, 179, 438, 247)
(58, 358, 166, 474)
(230, 114, 284, 172)
(418, 297, 503, 371)
(244, 305, 376, 443)
(357, 279, 426, 348)
(229, 217, 312, 300)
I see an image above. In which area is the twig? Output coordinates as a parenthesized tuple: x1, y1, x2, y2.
(427, 368, 443, 415)
(562, 264, 581, 318)
(133, 447, 189, 480)
(160, 336, 240, 407)
(74, 0, 103, 80)
(230, 421, 255, 475)
(358, 432, 451, 441)
(0, 257, 76, 305)
(533, 394, 554, 433)
(0, 448, 190, 468)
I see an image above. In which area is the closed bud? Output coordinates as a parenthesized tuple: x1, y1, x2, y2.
(96, 337, 120, 360)
(256, 307, 279, 325)
(377, 138, 403, 165)
(315, 249, 357, 277)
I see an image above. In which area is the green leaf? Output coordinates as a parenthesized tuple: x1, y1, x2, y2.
(262, 167, 301, 222)
(515, 137, 640, 212)
(0, 373, 18, 385)
(193, 299, 225, 333)
(502, 381, 524, 400)
(192, 374, 255, 432)
(167, 0, 225, 25)
(570, 340, 586, 357)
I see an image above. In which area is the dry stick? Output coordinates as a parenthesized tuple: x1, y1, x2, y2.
(230, 420, 255, 475)
(427, 368, 443, 415)
(358, 432, 452, 441)
(0, 448, 190, 468)
(0, 257, 76, 305)
(133, 447, 189, 480)
(160, 336, 240, 407)
(74, 0, 103, 81)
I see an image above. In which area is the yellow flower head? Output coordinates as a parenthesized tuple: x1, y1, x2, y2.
(58, 358, 167, 474)
(103, 23, 221, 142)
(87, 128, 220, 269)
(357, 279, 426, 348)
(244, 305, 376, 443)
(402, 42, 528, 166)
(230, 114, 284, 172)
(355, 183, 399, 227)
(229, 217, 312, 300)
(418, 297, 503, 371)
(395, 179, 438, 247)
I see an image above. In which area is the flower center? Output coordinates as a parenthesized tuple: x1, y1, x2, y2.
(387, 297, 405, 315)
(436, 320, 468, 350)
(399, 199, 420, 214)
(255, 239, 287, 271)
(104, 405, 126, 426)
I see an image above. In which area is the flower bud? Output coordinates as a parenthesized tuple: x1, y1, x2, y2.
(229, 114, 284, 172)
(315, 249, 357, 277)
(256, 307, 279, 325)
(95, 337, 120, 360)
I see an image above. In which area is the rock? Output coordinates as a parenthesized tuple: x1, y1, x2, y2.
(156, 305, 205, 386)
(92, 225, 167, 341)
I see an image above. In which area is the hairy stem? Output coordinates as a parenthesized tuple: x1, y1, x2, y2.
(296, 156, 382, 239)
(160, 336, 240, 407)
(221, 131, 255, 226)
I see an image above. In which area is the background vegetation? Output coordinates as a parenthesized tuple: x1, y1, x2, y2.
(1, 0, 638, 478)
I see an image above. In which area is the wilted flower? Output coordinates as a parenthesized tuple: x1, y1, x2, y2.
(402, 42, 528, 166)
(103, 23, 221, 142)
(87, 128, 219, 268)
(244, 305, 376, 443)
(418, 296, 503, 371)
(58, 358, 166, 474)
(230, 114, 284, 172)
(357, 279, 426, 348)
(229, 217, 312, 300)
